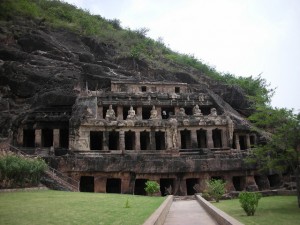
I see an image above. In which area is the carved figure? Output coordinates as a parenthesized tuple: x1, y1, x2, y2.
(105, 105, 116, 120)
(209, 108, 218, 116)
(177, 108, 186, 116)
(127, 106, 136, 119)
(193, 104, 203, 116)
(169, 118, 178, 148)
(150, 105, 158, 119)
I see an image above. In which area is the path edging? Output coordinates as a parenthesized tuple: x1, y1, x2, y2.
(195, 194, 244, 225)
(143, 195, 173, 225)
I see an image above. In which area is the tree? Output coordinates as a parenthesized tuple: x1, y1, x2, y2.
(206, 179, 226, 202)
(144, 181, 160, 196)
(248, 107, 300, 207)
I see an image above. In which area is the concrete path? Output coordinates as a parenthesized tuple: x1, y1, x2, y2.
(163, 199, 218, 225)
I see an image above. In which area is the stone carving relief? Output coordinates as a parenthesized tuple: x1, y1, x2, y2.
(127, 106, 136, 120)
(105, 105, 116, 121)
(169, 118, 178, 148)
(193, 104, 203, 116)
(150, 105, 158, 119)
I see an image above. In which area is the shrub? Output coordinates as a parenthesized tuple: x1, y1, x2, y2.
(239, 192, 262, 216)
(206, 179, 226, 202)
(144, 180, 160, 196)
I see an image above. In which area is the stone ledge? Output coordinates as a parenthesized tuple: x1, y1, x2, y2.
(195, 194, 244, 225)
(143, 195, 173, 225)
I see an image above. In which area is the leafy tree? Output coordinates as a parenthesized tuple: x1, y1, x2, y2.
(206, 179, 226, 202)
(239, 192, 262, 216)
(248, 107, 300, 207)
(144, 180, 160, 196)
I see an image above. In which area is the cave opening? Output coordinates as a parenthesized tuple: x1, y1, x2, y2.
(106, 178, 121, 193)
(186, 178, 199, 195)
(140, 131, 150, 150)
(23, 129, 35, 147)
(90, 131, 103, 150)
(155, 131, 165, 150)
(80, 176, 94, 192)
(125, 130, 135, 150)
(134, 179, 148, 195)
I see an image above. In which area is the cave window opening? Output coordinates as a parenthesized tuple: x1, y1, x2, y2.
(160, 178, 174, 196)
(201, 107, 211, 115)
(125, 131, 135, 150)
(212, 129, 222, 148)
(250, 135, 256, 147)
(103, 105, 117, 119)
(42, 128, 53, 147)
(106, 178, 121, 193)
(90, 131, 103, 150)
(141, 86, 147, 92)
(175, 87, 180, 93)
(185, 107, 193, 115)
(59, 129, 69, 148)
(23, 129, 35, 147)
(80, 176, 94, 192)
(232, 176, 245, 191)
(142, 106, 152, 120)
(140, 131, 150, 150)
(180, 129, 191, 149)
(254, 175, 265, 191)
(155, 131, 165, 150)
(109, 131, 119, 150)
(239, 135, 247, 150)
(186, 178, 199, 195)
(267, 174, 281, 188)
(161, 107, 174, 119)
(134, 179, 148, 195)
(197, 129, 207, 148)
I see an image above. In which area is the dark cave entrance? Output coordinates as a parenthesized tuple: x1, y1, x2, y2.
(160, 178, 174, 196)
(267, 174, 281, 188)
(142, 106, 152, 120)
(161, 107, 174, 119)
(109, 131, 119, 150)
(232, 176, 246, 191)
(134, 179, 148, 195)
(80, 176, 94, 192)
(59, 129, 69, 148)
(140, 131, 150, 150)
(90, 131, 103, 150)
(23, 129, 35, 147)
(212, 129, 222, 148)
(186, 178, 199, 195)
(197, 129, 207, 148)
(254, 175, 268, 190)
(239, 135, 247, 150)
(155, 131, 165, 150)
(106, 178, 121, 193)
(42, 128, 53, 147)
(125, 131, 135, 150)
(180, 129, 191, 149)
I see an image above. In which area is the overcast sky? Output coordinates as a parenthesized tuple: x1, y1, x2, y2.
(64, 0, 300, 111)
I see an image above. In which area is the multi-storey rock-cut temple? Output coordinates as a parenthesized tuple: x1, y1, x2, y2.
(15, 80, 274, 195)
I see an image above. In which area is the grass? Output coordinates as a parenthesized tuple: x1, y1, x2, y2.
(213, 196, 300, 225)
(0, 190, 166, 225)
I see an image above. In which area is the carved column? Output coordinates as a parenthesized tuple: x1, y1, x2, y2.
(235, 133, 240, 150)
(199, 173, 210, 192)
(223, 174, 235, 192)
(17, 128, 23, 146)
(191, 129, 198, 148)
(174, 106, 180, 115)
(94, 176, 106, 193)
(246, 134, 251, 149)
(53, 129, 60, 148)
(206, 128, 214, 149)
(136, 107, 142, 120)
(221, 128, 228, 148)
(135, 131, 140, 151)
(119, 130, 125, 152)
(103, 131, 109, 151)
(177, 130, 181, 149)
(98, 106, 103, 119)
(35, 129, 41, 147)
(245, 175, 259, 191)
(117, 106, 123, 120)
(156, 106, 162, 119)
(150, 129, 156, 150)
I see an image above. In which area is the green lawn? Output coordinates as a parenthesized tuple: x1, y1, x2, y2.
(213, 196, 300, 225)
(0, 190, 166, 225)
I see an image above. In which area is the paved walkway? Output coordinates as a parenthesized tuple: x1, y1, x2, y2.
(163, 199, 218, 225)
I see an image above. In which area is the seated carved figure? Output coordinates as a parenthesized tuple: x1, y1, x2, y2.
(105, 105, 116, 120)
(127, 106, 136, 119)
(209, 108, 218, 116)
(193, 104, 203, 116)
(177, 108, 186, 116)
(150, 105, 158, 119)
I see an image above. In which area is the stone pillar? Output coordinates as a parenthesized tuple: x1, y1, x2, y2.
(223, 174, 235, 192)
(191, 129, 198, 148)
(235, 133, 240, 150)
(119, 130, 125, 152)
(150, 129, 156, 150)
(174, 106, 180, 115)
(199, 173, 210, 192)
(135, 131, 140, 151)
(103, 131, 109, 151)
(156, 106, 162, 119)
(246, 134, 251, 149)
(221, 128, 228, 148)
(245, 175, 259, 191)
(117, 106, 123, 120)
(35, 129, 41, 147)
(121, 174, 133, 194)
(206, 128, 214, 149)
(53, 129, 60, 148)
(136, 106, 142, 120)
(17, 128, 23, 146)
(94, 177, 106, 193)
(177, 130, 181, 149)
(98, 106, 103, 119)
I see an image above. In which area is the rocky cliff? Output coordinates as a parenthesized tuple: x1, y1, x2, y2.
(0, 17, 252, 140)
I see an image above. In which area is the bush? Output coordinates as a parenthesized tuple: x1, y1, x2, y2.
(206, 179, 226, 202)
(239, 192, 262, 216)
(144, 180, 160, 196)
(0, 155, 47, 188)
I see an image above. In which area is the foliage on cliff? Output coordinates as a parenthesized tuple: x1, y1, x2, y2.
(0, 0, 273, 107)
